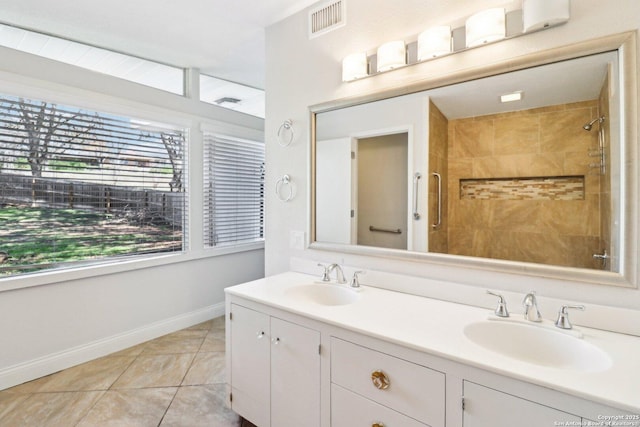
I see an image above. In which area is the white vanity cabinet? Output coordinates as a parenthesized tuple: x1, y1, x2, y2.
(331, 337, 445, 427)
(462, 381, 581, 427)
(228, 303, 321, 427)
(225, 274, 639, 427)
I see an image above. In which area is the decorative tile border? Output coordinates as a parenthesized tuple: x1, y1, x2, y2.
(460, 176, 584, 200)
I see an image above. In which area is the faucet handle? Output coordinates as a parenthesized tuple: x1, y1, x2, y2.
(317, 263, 330, 282)
(350, 271, 365, 288)
(555, 305, 585, 330)
(487, 290, 509, 318)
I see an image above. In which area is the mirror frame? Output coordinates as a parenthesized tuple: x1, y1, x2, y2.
(309, 32, 638, 288)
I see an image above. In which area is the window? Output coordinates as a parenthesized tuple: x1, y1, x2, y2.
(0, 23, 184, 95)
(0, 94, 187, 277)
(203, 133, 265, 247)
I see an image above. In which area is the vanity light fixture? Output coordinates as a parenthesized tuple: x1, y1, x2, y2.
(376, 40, 406, 72)
(523, 0, 570, 33)
(340, 4, 569, 83)
(342, 52, 369, 82)
(500, 91, 523, 103)
(465, 8, 506, 48)
(417, 26, 452, 60)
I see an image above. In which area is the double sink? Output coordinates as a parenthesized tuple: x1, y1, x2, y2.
(283, 281, 611, 373)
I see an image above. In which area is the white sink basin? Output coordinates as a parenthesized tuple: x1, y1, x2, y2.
(463, 320, 612, 372)
(285, 283, 361, 306)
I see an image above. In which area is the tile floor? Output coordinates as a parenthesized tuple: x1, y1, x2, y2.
(0, 316, 257, 427)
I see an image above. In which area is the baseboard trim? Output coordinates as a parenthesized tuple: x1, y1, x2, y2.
(0, 302, 225, 391)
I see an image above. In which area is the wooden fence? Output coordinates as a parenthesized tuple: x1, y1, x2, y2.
(0, 173, 183, 227)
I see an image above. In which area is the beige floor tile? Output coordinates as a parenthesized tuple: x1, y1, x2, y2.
(0, 319, 242, 426)
(188, 319, 214, 331)
(108, 341, 149, 358)
(211, 316, 225, 331)
(182, 352, 225, 386)
(200, 331, 225, 352)
(112, 353, 195, 389)
(160, 384, 240, 427)
(39, 356, 136, 392)
(0, 391, 104, 427)
(142, 329, 207, 355)
(1, 374, 53, 395)
(0, 392, 30, 419)
(77, 387, 177, 427)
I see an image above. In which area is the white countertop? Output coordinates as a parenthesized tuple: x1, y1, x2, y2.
(225, 271, 640, 413)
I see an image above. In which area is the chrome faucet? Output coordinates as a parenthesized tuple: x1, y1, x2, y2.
(522, 291, 542, 322)
(555, 304, 585, 329)
(349, 271, 365, 288)
(487, 290, 509, 317)
(327, 263, 347, 284)
(318, 263, 347, 284)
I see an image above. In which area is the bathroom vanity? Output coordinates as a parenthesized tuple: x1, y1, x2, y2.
(225, 272, 640, 427)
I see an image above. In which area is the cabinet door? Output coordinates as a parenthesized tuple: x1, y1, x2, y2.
(270, 317, 321, 427)
(230, 304, 270, 427)
(463, 381, 581, 427)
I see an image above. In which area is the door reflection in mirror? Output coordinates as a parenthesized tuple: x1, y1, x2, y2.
(358, 133, 408, 250)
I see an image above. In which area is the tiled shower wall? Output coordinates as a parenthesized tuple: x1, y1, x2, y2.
(444, 101, 603, 268)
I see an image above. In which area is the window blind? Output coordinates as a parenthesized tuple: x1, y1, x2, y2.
(203, 133, 264, 247)
(0, 94, 187, 277)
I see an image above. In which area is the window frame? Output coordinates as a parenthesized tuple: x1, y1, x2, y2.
(0, 23, 185, 96)
(0, 47, 265, 293)
(201, 125, 266, 253)
(0, 90, 190, 282)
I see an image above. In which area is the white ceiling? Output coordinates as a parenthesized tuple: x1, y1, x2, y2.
(429, 51, 615, 119)
(0, 0, 319, 89)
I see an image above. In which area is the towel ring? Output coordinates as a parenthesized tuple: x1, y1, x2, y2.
(277, 119, 294, 147)
(276, 175, 293, 202)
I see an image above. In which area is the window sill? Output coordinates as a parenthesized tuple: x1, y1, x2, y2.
(0, 241, 265, 293)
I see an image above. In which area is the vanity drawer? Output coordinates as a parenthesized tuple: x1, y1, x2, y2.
(332, 383, 428, 427)
(331, 338, 445, 426)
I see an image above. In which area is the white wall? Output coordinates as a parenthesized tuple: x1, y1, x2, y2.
(0, 46, 265, 389)
(264, 1, 640, 321)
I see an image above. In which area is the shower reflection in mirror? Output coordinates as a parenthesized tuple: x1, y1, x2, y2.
(314, 50, 620, 272)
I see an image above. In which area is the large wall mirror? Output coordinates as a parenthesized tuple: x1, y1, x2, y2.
(310, 33, 638, 288)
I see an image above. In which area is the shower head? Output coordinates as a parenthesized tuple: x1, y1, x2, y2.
(583, 116, 605, 131)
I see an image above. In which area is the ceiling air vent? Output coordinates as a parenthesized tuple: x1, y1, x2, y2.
(214, 97, 241, 105)
(309, 0, 345, 39)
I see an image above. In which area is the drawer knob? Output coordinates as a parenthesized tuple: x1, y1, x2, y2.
(372, 423, 385, 427)
(371, 370, 390, 390)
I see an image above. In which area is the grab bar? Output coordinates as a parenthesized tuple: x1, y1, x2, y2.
(413, 172, 422, 220)
(369, 225, 402, 234)
(432, 172, 442, 229)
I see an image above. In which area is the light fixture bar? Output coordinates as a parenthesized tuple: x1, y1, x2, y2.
(342, 7, 568, 83)
(376, 41, 407, 73)
(465, 8, 506, 48)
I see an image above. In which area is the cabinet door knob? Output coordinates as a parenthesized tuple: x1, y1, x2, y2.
(372, 423, 385, 427)
(272, 337, 280, 345)
(256, 331, 265, 339)
(371, 370, 390, 390)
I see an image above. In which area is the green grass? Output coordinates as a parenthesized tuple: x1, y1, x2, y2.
(49, 159, 96, 171)
(0, 206, 181, 276)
